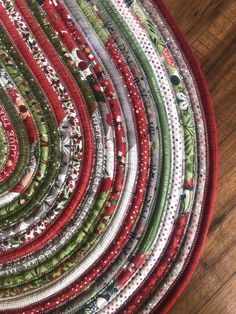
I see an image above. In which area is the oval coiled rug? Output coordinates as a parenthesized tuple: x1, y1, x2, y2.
(0, 0, 218, 313)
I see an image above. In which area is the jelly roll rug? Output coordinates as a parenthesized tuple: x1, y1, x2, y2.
(0, 0, 218, 313)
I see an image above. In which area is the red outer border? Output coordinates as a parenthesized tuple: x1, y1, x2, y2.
(151, 1, 218, 313)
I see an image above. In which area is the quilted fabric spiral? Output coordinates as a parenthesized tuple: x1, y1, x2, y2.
(0, 0, 217, 313)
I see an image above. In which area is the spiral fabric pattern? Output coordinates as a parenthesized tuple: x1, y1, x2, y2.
(0, 0, 217, 313)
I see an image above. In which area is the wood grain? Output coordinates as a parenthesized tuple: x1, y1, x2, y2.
(163, 0, 236, 313)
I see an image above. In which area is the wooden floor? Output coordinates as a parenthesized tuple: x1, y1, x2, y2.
(163, 0, 236, 313)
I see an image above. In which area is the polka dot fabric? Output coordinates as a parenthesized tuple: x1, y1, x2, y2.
(0, 0, 217, 313)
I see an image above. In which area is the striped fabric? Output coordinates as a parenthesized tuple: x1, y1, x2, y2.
(0, 0, 217, 313)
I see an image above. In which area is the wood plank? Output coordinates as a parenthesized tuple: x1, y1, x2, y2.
(197, 274, 236, 314)
(164, 0, 233, 44)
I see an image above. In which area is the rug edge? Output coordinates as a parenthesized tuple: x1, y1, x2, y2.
(151, 1, 218, 313)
